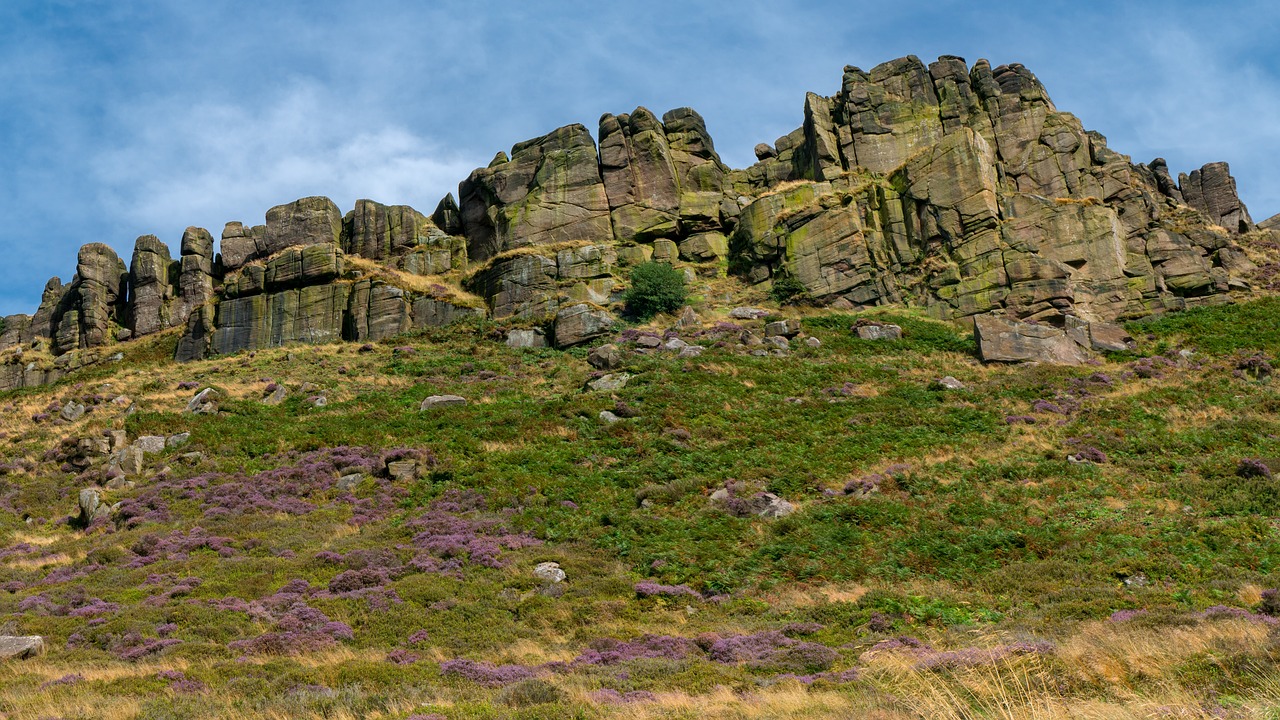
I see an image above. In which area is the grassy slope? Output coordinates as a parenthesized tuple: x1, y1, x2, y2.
(0, 299, 1278, 718)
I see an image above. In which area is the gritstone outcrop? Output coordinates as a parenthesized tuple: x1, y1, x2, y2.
(1, 55, 1274, 387)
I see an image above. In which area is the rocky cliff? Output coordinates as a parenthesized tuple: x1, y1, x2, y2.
(1, 55, 1274, 387)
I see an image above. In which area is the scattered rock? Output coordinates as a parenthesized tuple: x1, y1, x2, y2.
(185, 388, 219, 415)
(0, 636, 45, 661)
(613, 401, 642, 418)
(678, 345, 704, 358)
(77, 488, 109, 525)
(934, 376, 965, 390)
(804, 337, 822, 348)
(764, 319, 801, 338)
(635, 335, 662, 349)
(534, 562, 566, 584)
(586, 373, 630, 392)
(713, 489, 795, 519)
(336, 473, 364, 491)
(386, 461, 418, 482)
(1123, 573, 1149, 589)
(729, 307, 769, 320)
(506, 328, 548, 349)
(663, 337, 688, 351)
(676, 306, 699, 328)
(118, 447, 145, 476)
(587, 344, 622, 370)
(59, 402, 86, 422)
(134, 435, 166, 454)
(420, 395, 467, 411)
(854, 322, 903, 341)
(310, 395, 328, 408)
(165, 433, 190, 449)
(598, 410, 621, 424)
(110, 395, 132, 407)
(262, 385, 287, 406)
(765, 336, 790, 351)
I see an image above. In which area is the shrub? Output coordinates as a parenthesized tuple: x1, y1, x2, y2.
(623, 262, 686, 319)
(769, 272, 808, 304)
(496, 678, 564, 707)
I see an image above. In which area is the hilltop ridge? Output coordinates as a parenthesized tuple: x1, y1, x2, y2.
(2, 55, 1277, 391)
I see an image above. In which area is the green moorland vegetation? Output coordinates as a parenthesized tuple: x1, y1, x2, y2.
(0, 298, 1279, 719)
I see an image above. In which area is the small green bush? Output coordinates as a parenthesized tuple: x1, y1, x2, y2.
(769, 273, 808, 304)
(623, 261, 686, 319)
(496, 678, 565, 707)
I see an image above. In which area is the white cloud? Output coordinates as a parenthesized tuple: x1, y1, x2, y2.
(89, 80, 480, 251)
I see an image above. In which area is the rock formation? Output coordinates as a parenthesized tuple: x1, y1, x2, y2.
(0, 55, 1272, 386)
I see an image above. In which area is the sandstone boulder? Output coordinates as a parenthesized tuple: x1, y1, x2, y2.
(0, 636, 45, 661)
(973, 314, 1092, 365)
(553, 304, 615, 348)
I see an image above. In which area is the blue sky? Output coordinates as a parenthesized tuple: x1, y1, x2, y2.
(2, 1, 1278, 315)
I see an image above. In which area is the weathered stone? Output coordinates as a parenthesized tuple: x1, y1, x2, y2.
(714, 490, 795, 519)
(118, 446, 144, 475)
(174, 227, 215, 327)
(587, 343, 622, 370)
(185, 388, 219, 415)
(765, 319, 801, 338)
(1088, 322, 1135, 352)
(127, 234, 175, 337)
(855, 323, 902, 341)
(678, 345, 704, 358)
(386, 460, 418, 481)
(599, 108, 681, 242)
(135, 435, 166, 454)
(466, 253, 559, 319)
(210, 284, 350, 355)
(635, 335, 662, 349)
(264, 196, 343, 256)
(166, 433, 191, 449)
(262, 385, 287, 405)
(60, 401, 86, 422)
(432, 193, 463, 235)
(420, 395, 467, 410)
(935, 376, 966, 390)
(534, 561, 566, 584)
(264, 243, 344, 290)
(729, 307, 769, 320)
(0, 636, 45, 660)
(506, 328, 548, 349)
(586, 373, 630, 392)
(336, 473, 364, 491)
(804, 336, 822, 348)
(1180, 162, 1253, 233)
(553, 304, 615, 348)
(598, 410, 621, 424)
(973, 314, 1091, 365)
(460, 124, 612, 262)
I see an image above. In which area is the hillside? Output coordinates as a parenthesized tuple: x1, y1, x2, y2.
(0, 54, 1279, 720)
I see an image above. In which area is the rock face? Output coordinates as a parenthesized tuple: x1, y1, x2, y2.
(1, 55, 1272, 382)
(459, 124, 613, 262)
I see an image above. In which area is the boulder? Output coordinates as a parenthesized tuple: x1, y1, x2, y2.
(506, 328, 548, 349)
(262, 385, 287, 405)
(713, 489, 795, 519)
(533, 562, 566, 583)
(855, 323, 903, 341)
(764, 319, 801, 338)
(77, 488, 109, 524)
(420, 395, 467, 411)
(185, 388, 219, 414)
(935, 376, 966, 390)
(553, 304, 615, 348)
(166, 433, 191, 449)
(264, 196, 343, 256)
(386, 460, 418, 481)
(598, 410, 621, 424)
(729, 307, 769, 320)
(0, 636, 45, 661)
(1088, 322, 1135, 352)
(134, 436, 166, 454)
(59, 401, 86, 422)
(973, 314, 1092, 365)
(587, 344, 622, 370)
(586, 373, 630, 392)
